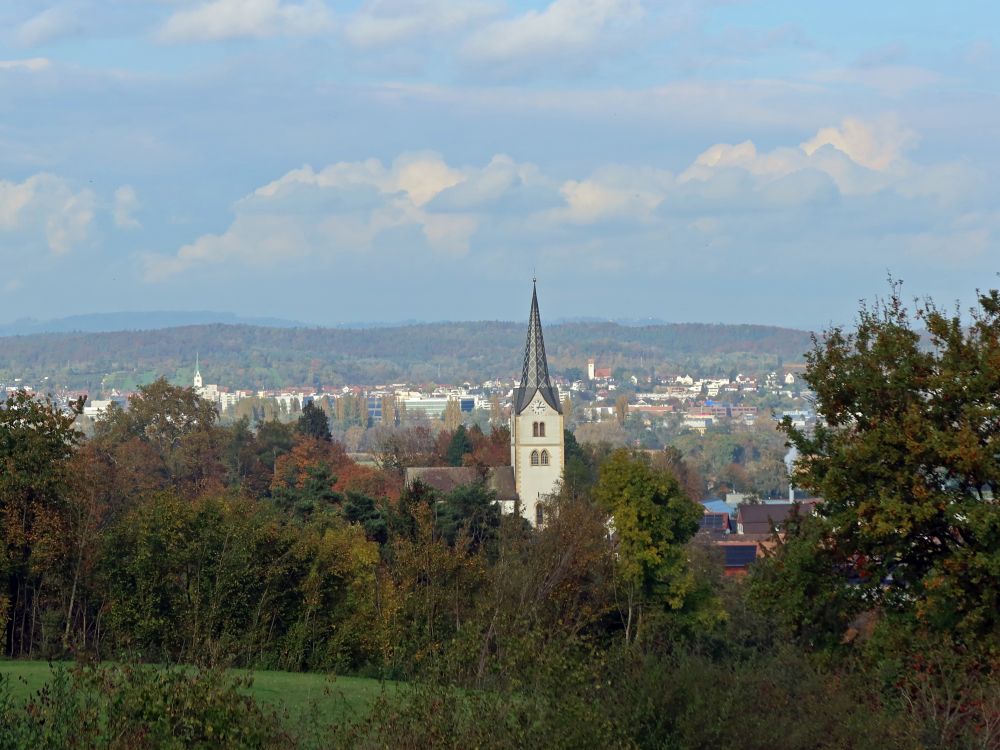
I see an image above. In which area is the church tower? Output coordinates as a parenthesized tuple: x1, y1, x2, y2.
(511, 281, 564, 526)
(193, 354, 203, 390)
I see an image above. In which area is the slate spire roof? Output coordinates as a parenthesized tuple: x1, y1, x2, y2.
(513, 281, 562, 415)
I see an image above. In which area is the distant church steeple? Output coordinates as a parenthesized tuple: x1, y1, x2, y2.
(513, 280, 562, 415)
(510, 280, 565, 526)
(193, 353, 203, 389)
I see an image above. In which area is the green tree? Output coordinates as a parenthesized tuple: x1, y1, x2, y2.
(344, 492, 389, 545)
(446, 425, 473, 467)
(255, 420, 295, 472)
(770, 284, 1000, 642)
(435, 482, 501, 551)
(561, 429, 596, 500)
(271, 464, 343, 521)
(594, 449, 710, 643)
(296, 401, 332, 442)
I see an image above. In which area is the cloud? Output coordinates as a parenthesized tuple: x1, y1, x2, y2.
(344, 0, 500, 48)
(674, 117, 919, 195)
(0, 58, 52, 72)
(801, 116, 917, 171)
(0, 173, 96, 255)
(553, 164, 673, 223)
(144, 117, 995, 284)
(159, 0, 334, 43)
(143, 152, 491, 280)
(113, 185, 141, 229)
(15, 6, 83, 47)
(461, 0, 645, 77)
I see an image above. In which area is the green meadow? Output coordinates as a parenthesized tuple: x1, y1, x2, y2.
(0, 661, 390, 723)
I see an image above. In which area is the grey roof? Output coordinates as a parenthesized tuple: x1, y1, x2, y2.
(404, 466, 517, 501)
(736, 501, 818, 535)
(513, 282, 562, 415)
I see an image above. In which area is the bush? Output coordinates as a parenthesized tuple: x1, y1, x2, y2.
(0, 662, 290, 749)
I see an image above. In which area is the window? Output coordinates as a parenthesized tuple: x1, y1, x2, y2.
(535, 504, 544, 525)
(532, 421, 539, 437)
(530, 450, 539, 466)
(540, 450, 549, 466)
(537, 421, 545, 437)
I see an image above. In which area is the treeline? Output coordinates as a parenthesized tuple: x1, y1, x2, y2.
(0, 381, 515, 671)
(0, 320, 813, 392)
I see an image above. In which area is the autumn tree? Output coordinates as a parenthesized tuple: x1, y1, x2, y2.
(0, 391, 83, 656)
(96, 378, 217, 455)
(650, 446, 705, 502)
(95, 379, 225, 493)
(764, 284, 1000, 643)
(614, 394, 629, 426)
(466, 424, 511, 470)
(443, 398, 462, 432)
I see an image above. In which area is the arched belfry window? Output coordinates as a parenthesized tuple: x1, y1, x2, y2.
(532, 422, 540, 437)
(537, 421, 545, 437)
(540, 450, 550, 466)
(530, 450, 540, 466)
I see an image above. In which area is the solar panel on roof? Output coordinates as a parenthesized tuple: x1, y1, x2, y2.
(699, 514, 729, 531)
(724, 545, 758, 567)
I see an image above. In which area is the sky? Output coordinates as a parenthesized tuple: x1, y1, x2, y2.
(1, 1, 998, 330)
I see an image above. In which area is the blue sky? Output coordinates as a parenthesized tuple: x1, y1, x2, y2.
(1, 1, 997, 330)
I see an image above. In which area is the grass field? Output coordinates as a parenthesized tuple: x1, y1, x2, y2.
(0, 660, 391, 723)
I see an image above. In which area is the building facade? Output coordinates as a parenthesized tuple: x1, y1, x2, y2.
(510, 283, 564, 526)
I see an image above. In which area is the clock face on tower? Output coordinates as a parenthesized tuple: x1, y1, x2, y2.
(530, 400, 547, 415)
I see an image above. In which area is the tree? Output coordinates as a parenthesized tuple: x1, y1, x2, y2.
(0, 391, 83, 656)
(297, 401, 332, 442)
(446, 425, 473, 467)
(255, 420, 295, 472)
(650, 446, 705, 502)
(272, 464, 343, 520)
(562, 395, 573, 423)
(96, 378, 217, 456)
(435, 482, 501, 551)
(594, 450, 708, 643)
(770, 283, 1000, 642)
(94, 379, 225, 492)
(443, 398, 462, 432)
(614, 395, 629, 426)
(561, 429, 596, 500)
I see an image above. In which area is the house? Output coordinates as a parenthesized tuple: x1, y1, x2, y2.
(405, 466, 518, 512)
(735, 501, 819, 536)
(715, 542, 761, 576)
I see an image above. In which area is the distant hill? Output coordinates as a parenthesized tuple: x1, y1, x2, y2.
(0, 321, 814, 394)
(0, 311, 309, 336)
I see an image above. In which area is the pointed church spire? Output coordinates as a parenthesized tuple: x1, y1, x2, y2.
(514, 280, 561, 414)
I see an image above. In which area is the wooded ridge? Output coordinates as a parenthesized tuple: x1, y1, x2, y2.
(0, 321, 813, 391)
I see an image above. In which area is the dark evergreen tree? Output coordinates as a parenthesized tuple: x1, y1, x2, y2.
(344, 492, 389, 545)
(296, 400, 332, 442)
(446, 424, 473, 467)
(271, 464, 342, 519)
